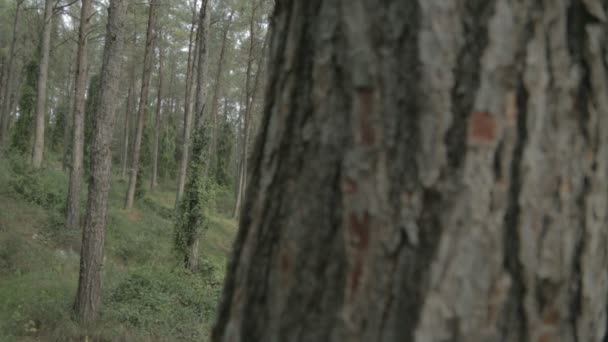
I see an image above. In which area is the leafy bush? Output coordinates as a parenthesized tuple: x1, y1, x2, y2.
(10, 61, 38, 155)
(9, 160, 67, 212)
(0, 233, 26, 275)
(105, 265, 222, 340)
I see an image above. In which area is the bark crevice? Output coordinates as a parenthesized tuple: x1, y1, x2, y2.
(500, 70, 530, 341)
(445, 0, 495, 170)
(567, 0, 596, 142)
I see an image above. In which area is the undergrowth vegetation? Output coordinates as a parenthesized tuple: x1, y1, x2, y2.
(0, 152, 237, 341)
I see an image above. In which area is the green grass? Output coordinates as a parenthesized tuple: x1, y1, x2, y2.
(0, 152, 238, 341)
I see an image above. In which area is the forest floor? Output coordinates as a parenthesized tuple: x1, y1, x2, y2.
(0, 153, 237, 341)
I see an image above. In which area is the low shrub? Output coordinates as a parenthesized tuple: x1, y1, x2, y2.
(9, 158, 67, 212)
(105, 264, 222, 341)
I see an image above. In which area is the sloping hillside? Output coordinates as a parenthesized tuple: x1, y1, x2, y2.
(0, 154, 237, 341)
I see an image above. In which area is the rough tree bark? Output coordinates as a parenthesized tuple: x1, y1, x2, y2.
(213, 1, 608, 341)
(125, 0, 159, 209)
(151, 30, 164, 191)
(73, 0, 127, 324)
(176, 0, 199, 206)
(31, 0, 54, 168)
(174, 0, 210, 272)
(0, 0, 23, 146)
(65, 0, 92, 232)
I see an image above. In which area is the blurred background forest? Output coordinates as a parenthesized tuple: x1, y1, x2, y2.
(0, 0, 271, 340)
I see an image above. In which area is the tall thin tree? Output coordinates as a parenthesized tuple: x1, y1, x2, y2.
(176, 0, 199, 205)
(151, 30, 164, 191)
(73, 0, 127, 323)
(174, 0, 210, 272)
(121, 29, 138, 180)
(125, 0, 159, 208)
(65, 0, 93, 232)
(62, 54, 75, 171)
(0, 0, 23, 146)
(209, 9, 234, 180)
(31, 0, 54, 168)
(233, 3, 266, 218)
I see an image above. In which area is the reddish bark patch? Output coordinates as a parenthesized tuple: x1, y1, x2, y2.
(537, 333, 553, 342)
(351, 261, 363, 293)
(280, 249, 291, 272)
(468, 111, 497, 144)
(349, 212, 370, 250)
(542, 308, 560, 325)
(357, 88, 375, 145)
(348, 212, 370, 294)
(343, 179, 358, 195)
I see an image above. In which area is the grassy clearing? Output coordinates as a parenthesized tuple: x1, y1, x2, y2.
(0, 153, 237, 341)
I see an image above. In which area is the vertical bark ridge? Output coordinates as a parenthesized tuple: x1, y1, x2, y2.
(446, 0, 495, 171)
(575, 7, 608, 340)
(415, 1, 536, 340)
(500, 58, 530, 342)
(240, 2, 324, 339)
(74, 0, 127, 323)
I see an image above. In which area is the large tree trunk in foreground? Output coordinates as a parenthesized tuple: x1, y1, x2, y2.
(0, 0, 23, 146)
(65, 0, 92, 232)
(213, 1, 608, 341)
(125, 0, 159, 209)
(31, 0, 53, 168)
(73, 0, 127, 324)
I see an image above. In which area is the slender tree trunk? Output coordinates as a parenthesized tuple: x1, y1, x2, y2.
(233, 3, 256, 218)
(121, 61, 135, 179)
(209, 10, 234, 174)
(168, 60, 177, 119)
(6, 74, 20, 132)
(0, 56, 5, 105)
(233, 96, 244, 204)
(62, 54, 75, 171)
(125, 0, 159, 209)
(175, 0, 210, 272)
(0, 0, 22, 146)
(73, 0, 127, 324)
(121, 32, 138, 180)
(31, 0, 54, 168)
(65, 0, 92, 232)
(176, 0, 199, 206)
(232, 154, 245, 218)
(151, 31, 164, 191)
(213, 1, 608, 341)
(233, 15, 267, 218)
